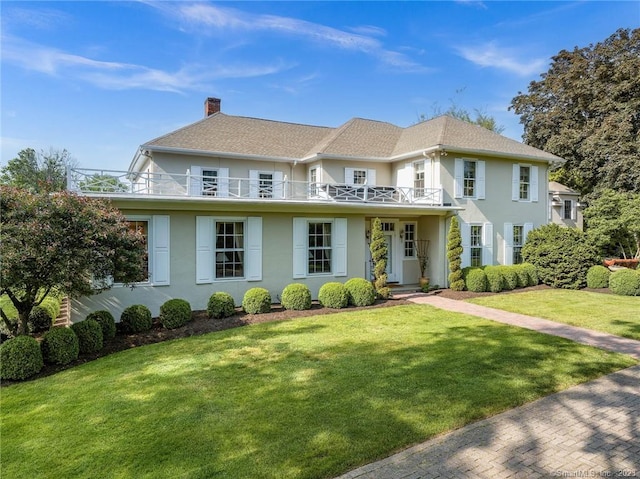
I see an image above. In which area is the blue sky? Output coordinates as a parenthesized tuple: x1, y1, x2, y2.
(2, 1, 638, 171)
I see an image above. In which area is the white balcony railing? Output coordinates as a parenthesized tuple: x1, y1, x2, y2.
(67, 168, 443, 206)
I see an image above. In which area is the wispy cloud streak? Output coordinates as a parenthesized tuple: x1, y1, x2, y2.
(456, 41, 547, 76)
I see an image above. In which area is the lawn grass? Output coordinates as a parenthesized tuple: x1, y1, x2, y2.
(468, 289, 640, 340)
(1, 305, 636, 479)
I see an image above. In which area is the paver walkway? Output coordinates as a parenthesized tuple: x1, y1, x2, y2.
(335, 293, 640, 479)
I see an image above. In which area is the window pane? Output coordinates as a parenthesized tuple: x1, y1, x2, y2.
(353, 170, 367, 185)
(308, 222, 332, 274)
(464, 161, 476, 197)
(519, 166, 530, 200)
(215, 221, 244, 278)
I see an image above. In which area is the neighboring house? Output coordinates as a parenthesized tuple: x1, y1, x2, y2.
(548, 181, 583, 230)
(68, 98, 563, 321)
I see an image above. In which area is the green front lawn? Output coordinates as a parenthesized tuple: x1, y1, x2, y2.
(1, 305, 635, 479)
(468, 289, 640, 340)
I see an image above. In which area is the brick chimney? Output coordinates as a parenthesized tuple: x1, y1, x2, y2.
(204, 97, 221, 117)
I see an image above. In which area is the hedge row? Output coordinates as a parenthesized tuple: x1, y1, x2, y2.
(586, 265, 640, 296)
(462, 263, 538, 293)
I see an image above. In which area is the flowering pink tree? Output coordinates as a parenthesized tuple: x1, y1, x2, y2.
(0, 187, 146, 335)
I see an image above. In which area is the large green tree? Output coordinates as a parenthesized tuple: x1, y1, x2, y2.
(1, 148, 75, 193)
(583, 189, 640, 259)
(510, 28, 640, 195)
(0, 187, 146, 336)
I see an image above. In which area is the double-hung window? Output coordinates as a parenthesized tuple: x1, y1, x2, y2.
(463, 160, 476, 197)
(504, 222, 532, 266)
(215, 221, 245, 278)
(470, 225, 483, 267)
(519, 166, 530, 200)
(202, 169, 218, 196)
(512, 164, 538, 202)
(258, 173, 274, 198)
(308, 222, 332, 274)
(454, 158, 485, 199)
(563, 200, 573, 220)
(403, 223, 416, 258)
(414, 162, 425, 196)
(512, 225, 524, 265)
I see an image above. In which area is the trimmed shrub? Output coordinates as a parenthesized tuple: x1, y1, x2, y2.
(609, 269, 640, 296)
(0, 335, 44, 380)
(159, 299, 192, 329)
(447, 216, 465, 291)
(465, 268, 488, 293)
(71, 319, 103, 354)
(86, 310, 116, 339)
(41, 327, 79, 365)
(318, 282, 349, 309)
(344, 278, 376, 307)
(120, 305, 153, 333)
(586, 265, 611, 289)
(483, 265, 504, 293)
(207, 292, 236, 319)
(281, 283, 312, 311)
(499, 266, 518, 291)
(522, 224, 600, 289)
(242, 288, 271, 314)
(521, 263, 539, 286)
(514, 265, 530, 288)
(28, 306, 55, 334)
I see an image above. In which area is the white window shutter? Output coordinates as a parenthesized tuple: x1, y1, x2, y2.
(190, 166, 202, 196)
(195, 216, 214, 284)
(218, 168, 229, 198)
(460, 220, 470, 268)
(503, 223, 513, 266)
(531, 165, 539, 202)
(367, 169, 377, 186)
(397, 163, 413, 188)
(151, 215, 170, 285)
(423, 159, 433, 190)
(274, 171, 284, 199)
(344, 168, 355, 186)
(333, 218, 347, 277)
(571, 200, 576, 220)
(524, 223, 534, 243)
(477, 160, 486, 200)
(483, 223, 493, 266)
(249, 170, 259, 198)
(292, 218, 307, 278)
(454, 158, 463, 199)
(246, 217, 262, 281)
(512, 164, 520, 201)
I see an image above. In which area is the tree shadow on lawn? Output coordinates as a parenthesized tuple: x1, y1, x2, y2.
(23, 317, 632, 479)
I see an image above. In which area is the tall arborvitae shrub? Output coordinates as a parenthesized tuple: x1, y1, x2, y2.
(369, 218, 390, 299)
(447, 216, 465, 291)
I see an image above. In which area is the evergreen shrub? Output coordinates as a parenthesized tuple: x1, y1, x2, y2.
(0, 335, 44, 380)
(499, 266, 518, 291)
(318, 282, 349, 309)
(120, 305, 153, 333)
(242, 288, 272, 314)
(41, 327, 79, 365)
(465, 268, 488, 292)
(86, 310, 116, 339)
(281, 284, 312, 311)
(483, 265, 504, 293)
(586, 265, 611, 289)
(207, 292, 236, 319)
(71, 319, 103, 354)
(159, 299, 192, 329)
(344, 278, 376, 306)
(609, 269, 640, 296)
(521, 263, 539, 286)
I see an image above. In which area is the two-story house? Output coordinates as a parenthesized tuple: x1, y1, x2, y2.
(68, 98, 563, 321)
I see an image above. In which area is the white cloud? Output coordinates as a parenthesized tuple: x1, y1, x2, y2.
(1, 6, 73, 31)
(149, 2, 425, 72)
(1, 35, 291, 93)
(456, 41, 547, 76)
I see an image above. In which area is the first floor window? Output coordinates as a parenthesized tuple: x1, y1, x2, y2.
(513, 225, 524, 265)
(216, 221, 244, 278)
(404, 223, 416, 257)
(308, 222, 332, 274)
(115, 219, 149, 283)
(202, 169, 218, 196)
(563, 200, 573, 220)
(470, 224, 483, 267)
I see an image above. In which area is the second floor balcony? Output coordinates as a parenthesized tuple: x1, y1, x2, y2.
(67, 168, 444, 206)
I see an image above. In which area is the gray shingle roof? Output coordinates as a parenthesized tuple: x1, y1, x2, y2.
(142, 112, 563, 163)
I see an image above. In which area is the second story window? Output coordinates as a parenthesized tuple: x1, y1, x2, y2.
(519, 166, 530, 200)
(353, 170, 367, 185)
(563, 200, 573, 220)
(345, 168, 375, 187)
(463, 160, 476, 197)
(259, 173, 273, 198)
(202, 169, 218, 196)
(414, 161, 425, 195)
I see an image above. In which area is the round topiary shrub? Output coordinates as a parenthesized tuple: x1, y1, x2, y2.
(28, 306, 55, 334)
(499, 266, 518, 291)
(242, 288, 272, 314)
(344, 278, 376, 307)
(0, 335, 44, 380)
(521, 263, 539, 286)
(159, 299, 192, 329)
(207, 292, 236, 319)
(281, 283, 312, 311)
(120, 305, 153, 333)
(586, 265, 611, 289)
(465, 268, 488, 293)
(71, 319, 103, 355)
(483, 266, 504, 293)
(318, 282, 349, 309)
(609, 269, 640, 296)
(41, 327, 79, 365)
(86, 310, 116, 339)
